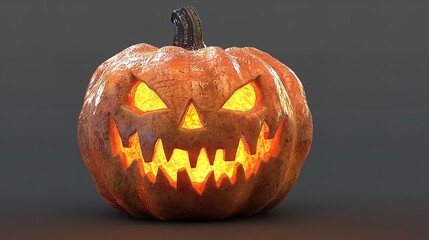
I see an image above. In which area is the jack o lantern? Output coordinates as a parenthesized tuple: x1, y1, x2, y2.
(78, 6, 312, 220)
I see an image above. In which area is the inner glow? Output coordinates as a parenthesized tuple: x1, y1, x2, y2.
(110, 118, 282, 192)
(133, 82, 167, 112)
(222, 83, 256, 111)
(180, 102, 205, 129)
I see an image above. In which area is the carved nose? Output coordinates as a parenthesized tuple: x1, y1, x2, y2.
(180, 102, 206, 130)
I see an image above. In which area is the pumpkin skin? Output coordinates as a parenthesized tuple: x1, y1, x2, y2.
(77, 7, 312, 220)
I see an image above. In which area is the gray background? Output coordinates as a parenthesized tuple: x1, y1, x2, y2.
(1, 0, 428, 239)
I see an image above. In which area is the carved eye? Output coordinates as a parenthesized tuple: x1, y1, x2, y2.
(222, 82, 256, 111)
(133, 82, 167, 112)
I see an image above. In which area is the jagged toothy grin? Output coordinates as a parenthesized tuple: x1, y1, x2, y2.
(110, 118, 283, 190)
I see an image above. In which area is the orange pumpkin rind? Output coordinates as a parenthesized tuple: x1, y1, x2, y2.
(78, 6, 312, 220)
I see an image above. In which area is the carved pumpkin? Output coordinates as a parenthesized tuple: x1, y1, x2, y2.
(78, 6, 312, 220)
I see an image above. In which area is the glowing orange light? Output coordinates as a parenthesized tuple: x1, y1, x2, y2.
(222, 82, 256, 111)
(110, 80, 281, 193)
(180, 102, 205, 130)
(110, 117, 283, 193)
(133, 81, 167, 112)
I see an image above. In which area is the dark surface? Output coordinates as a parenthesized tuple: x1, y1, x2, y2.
(1, 0, 428, 239)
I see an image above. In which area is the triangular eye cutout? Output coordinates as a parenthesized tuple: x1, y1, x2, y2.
(222, 82, 256, 111)
(133, 82, 168, 112)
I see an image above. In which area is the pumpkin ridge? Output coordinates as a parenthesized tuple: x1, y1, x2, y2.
(78, 6, 312, 220)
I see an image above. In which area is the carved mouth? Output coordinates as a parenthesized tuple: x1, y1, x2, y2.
(110, 118, 283, 192)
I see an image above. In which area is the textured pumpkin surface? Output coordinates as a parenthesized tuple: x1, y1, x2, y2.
(78, 43, 312, 220)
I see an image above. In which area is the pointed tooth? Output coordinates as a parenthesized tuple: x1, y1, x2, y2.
(234, 163, 245, 179)
(162, 141, 175, 162)
(127, 159, 143, 177)
(224, 150, 236, 162)
(139, 135, 157, 163)
(240, 118, 262, 155)
(234, 137, 249, 168)
(273, 119, 286, 141)
(242, 128, 259, 155)
(139, 156, 156, 183)
(188, 148, 200, 168)
(268, 127, 279, 139)
(224, 137, 240, 161)
(233, 163, 246, 184)
(206, 147, 217, 165)
(155, 166, 173, 188)
(264, 119, 280, 139)
(115, 121, 136, 148)
(256, 158, 271, 178)
(218, 173, 232, 189)
(202, 171, 216, 194)
(142, 171, 155, 185)
(177, 168, 194, 193)
(114, 126, 133, 148)
(253, 154, 266, 176)
(120, 136, 130, 148)
(248, 139, 258, 155)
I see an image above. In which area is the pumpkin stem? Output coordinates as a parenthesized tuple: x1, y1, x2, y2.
(171, 6, 206, 50)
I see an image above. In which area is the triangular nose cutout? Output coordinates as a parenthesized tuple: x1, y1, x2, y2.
(180, 102, 206, 130)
